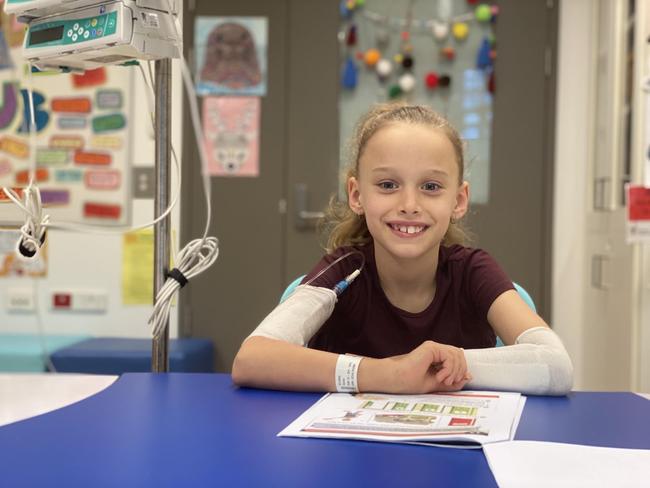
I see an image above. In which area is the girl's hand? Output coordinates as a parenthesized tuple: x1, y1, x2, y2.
(384, 341, 471, 394)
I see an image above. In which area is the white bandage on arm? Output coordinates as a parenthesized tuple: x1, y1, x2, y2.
(246, 285, 337, 346)
(464, 327, 574, 396)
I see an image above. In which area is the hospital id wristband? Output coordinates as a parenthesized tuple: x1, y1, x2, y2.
(335, 354, 363, 393)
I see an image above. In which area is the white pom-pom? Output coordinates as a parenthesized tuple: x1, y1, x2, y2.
(376, 58, 393, 78)
(432, 21, 449, 41)
(398, 73, 416, 92)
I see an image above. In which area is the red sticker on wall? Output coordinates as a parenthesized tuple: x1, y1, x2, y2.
(0, 187, 24, 202)
(74, 150, 111, 166)
(84, 202, 121, 219)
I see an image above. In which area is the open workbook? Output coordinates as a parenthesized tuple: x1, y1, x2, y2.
(279, 391, 525, 448)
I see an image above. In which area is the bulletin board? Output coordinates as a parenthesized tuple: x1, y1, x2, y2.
(0, 8, 133, 226)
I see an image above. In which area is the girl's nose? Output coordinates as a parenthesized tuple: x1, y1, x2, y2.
(398, 189, 421, 214)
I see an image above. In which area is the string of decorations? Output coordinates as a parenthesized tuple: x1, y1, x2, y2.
(339, 0, 498, 99)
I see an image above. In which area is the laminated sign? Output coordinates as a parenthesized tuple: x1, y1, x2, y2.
(626, 184, 650, 243)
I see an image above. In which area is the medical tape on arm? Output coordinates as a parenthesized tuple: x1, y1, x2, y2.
(247, 285, 337, 346)
(464, 327, 574, 396)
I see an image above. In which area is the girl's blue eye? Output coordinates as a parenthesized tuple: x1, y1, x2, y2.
(422, 182, 441, 192)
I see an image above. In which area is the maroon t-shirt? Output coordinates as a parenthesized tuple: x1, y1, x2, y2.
(304, 242, 514, 358)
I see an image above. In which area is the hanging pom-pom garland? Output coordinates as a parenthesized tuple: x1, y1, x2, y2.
(388, 84, 402, 99)
(441, 46, 456, 61)
(475, 4, 492, 23)
(364, 48, 381, 67)
(425, 72, 439, 90)
(432, 20, 449, 42)
(401, 54, 414, 70)
(439, 74, 452, 88)
(346, 24, 358, 46)
(476, 37, 491, 69)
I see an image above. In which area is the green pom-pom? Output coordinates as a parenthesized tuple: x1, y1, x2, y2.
(356, 0, 365, 6)
(388, 84, 402, 99)
(475, 4, 491, 22)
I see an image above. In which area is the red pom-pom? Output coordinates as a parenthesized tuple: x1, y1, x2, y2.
(425, 72, 439, 89)
(401, 31, 410, 42)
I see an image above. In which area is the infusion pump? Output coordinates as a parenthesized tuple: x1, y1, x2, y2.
(4, 0, 180, 71)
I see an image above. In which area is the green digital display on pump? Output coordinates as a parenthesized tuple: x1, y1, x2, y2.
(27, 11, 118, 47)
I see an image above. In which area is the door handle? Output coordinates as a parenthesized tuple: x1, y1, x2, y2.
(295, 183, 325, 230)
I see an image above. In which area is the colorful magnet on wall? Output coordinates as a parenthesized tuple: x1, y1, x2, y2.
(476, 37, 492, 69)
(91, 135, 123, 150)
(342, 56, 358, 89)
(401, 55, 414, 70)
(51, 97, 92, 113)
(439, 75, 452, 88)
(475, 4, 492, 23)
(96, 90, 123, 109)
(16, 168, 49, 185)
(36, 148, 69, 166)
(388, 84, 402, 99)
(425, 72, 439, 90)
(398, 73, 416, 93)
(92, 113, 126, 133)
(452, 22, 469, 41)
(432, 21, 449, 42)
(72, 67, 106, 88)
(57, 117, 87, 130)
(84, 202, 121, 219)
(376, 58, 393, 80)
(441, 46, 456, 61)
(40, 189, 70, 206)
(54, 169, 83, 183)
(50, 135, 84, 150)
(364, 48, 381, 67)
(0, 136, 29, 158)
(346, 24, 357, 46)
(85, 170, 121, 190)
(74, 150, 112, 166)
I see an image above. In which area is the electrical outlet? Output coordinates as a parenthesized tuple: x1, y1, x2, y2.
(132, 166, 155, 199)
(6, 288, 35, 313)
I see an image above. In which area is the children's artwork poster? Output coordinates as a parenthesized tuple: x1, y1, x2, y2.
(202, 96, 260, 177)
(194, 16, 268, 96)
(0, 229, 47, 277)
(626, 184, 650, 243)
(0, 11, 133, 227)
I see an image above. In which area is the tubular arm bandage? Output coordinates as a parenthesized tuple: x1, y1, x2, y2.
(464, 327, 574, 396)
(247, 285, 337, 346)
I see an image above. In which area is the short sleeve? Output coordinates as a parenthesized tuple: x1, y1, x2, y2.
(463, 249, 515, 319)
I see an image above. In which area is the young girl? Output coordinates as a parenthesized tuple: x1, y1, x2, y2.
(232, 103, 573, 396)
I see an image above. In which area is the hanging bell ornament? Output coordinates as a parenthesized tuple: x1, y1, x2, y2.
(346, 24, 358, 46)
(431, 20, 449, 42)
(398, 73, 416, 93)
(342, 56, 358, 89)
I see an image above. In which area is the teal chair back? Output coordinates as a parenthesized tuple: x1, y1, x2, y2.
(280, 275, 536, 347)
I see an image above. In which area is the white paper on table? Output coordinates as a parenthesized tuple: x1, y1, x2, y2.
(483, 440, 650, 488)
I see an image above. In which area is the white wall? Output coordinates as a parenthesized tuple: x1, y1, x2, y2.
(0, 64, 184, 339)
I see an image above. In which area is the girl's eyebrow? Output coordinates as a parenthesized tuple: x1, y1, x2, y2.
(371, 166, 450, 178)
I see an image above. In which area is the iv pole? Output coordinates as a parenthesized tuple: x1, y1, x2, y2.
(152, 58, 172, 372)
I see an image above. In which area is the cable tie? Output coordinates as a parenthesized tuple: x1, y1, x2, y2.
(166, 267, 188, 288)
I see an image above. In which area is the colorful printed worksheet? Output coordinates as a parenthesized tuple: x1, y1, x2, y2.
(279, 391, 525, 448)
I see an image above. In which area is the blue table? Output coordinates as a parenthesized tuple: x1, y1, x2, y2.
(0, 374, 648, 487)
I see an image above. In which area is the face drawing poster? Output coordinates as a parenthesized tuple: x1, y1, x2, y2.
(202, 96, 260, 177)
(194, 16, 267, 96)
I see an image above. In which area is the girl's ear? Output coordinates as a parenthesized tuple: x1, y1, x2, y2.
(347, 177, 364, 215)
(453, 181, 469, 220)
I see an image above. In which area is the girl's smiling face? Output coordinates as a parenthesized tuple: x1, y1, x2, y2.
(347, 122, 469, 266)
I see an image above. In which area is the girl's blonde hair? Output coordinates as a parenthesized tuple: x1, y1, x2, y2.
(321, 103, 470, 252)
